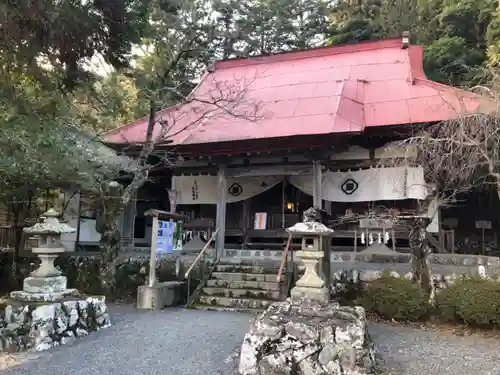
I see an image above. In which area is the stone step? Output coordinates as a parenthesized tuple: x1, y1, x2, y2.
(206, 279, 283, 291)
(202, 287, 282, 300)
(214, 264, 277, 274)
(211, 272, 283, 283)
(190, 304, 264, 314)
(198, 295, 274, 310)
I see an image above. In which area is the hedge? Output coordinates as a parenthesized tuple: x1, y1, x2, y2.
(357, 274, 500, 328)
(358, 274, 430, 321)
(436, 277, 500, 328)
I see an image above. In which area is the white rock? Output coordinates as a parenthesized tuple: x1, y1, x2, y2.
(318, 344, 339, 365)
(299, 357, 327, 375)
(32, 304, 56, 321)
(403, 272, 413, 280)
(259, 354, 291, 375)
(238, 333, 269, 375)
(76, 328, 88, 336)
(35, 341, 53, 352)
(359, 270, 382, 282)
(291, 343, 321, 363)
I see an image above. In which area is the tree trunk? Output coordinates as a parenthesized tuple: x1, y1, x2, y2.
(409, 218, 435, 302)
(96, 101, 156, 295)
(98, 219, 121, 296)
(96, 182, 124, 296)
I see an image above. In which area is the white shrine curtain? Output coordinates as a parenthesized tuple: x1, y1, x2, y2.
(173, 175, 282, 204)
(289, 167, 428, 202)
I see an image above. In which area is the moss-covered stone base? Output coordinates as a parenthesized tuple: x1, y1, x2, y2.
(0, 296, 110, 352)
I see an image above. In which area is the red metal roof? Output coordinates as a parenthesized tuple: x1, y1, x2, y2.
(104, 37, 487, 146)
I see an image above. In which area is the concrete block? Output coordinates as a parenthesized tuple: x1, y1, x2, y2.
(136, 281, 186, 310)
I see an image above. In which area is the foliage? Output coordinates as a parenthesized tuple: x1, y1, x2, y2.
(327, 0, 499, 85)
(0, 77, 119, 206)
(423, 37, 485, 85)
(213, 0, 331, 57)
(359, 274, 430, 321)
(436, 277, 500, 327)
(0, 0, 151, 89)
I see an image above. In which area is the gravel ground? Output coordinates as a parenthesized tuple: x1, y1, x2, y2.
(371, 323, 500, 375)
(0, 305, 253, 375)
(1, 306, 500, 375)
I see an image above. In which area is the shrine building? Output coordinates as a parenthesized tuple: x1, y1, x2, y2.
(100, 34, 489, 261)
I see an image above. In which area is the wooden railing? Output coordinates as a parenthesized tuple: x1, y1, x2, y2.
(277, 233, 293, 282)
(184, 229, 219, 279)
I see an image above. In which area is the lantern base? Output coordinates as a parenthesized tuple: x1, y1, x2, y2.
(23, 275, 67, 294)
(10, 288, 81, 303)
(291, 285, 330, 303)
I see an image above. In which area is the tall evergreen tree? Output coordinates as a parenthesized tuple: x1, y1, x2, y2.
(212, 0, 332, 57)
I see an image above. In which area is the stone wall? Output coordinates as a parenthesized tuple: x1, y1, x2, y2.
(0, 253, 203, 300)
(0, 296, 110, 352)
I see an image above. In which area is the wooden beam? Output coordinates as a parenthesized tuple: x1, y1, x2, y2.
(144, 209, 187, 221)
(227, 164, 313, 177)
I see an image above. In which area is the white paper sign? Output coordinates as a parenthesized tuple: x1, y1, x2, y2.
(475, 220, 492, 229)
(254, 213, 267, 230)
(157, 220, 175, 253)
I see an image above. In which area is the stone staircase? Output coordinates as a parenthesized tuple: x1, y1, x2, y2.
(191, 261, 290, 312)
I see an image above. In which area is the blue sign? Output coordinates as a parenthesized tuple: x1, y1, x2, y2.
(157, 220, 175, 253)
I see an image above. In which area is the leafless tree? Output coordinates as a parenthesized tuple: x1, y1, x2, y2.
(94, 73, 262, 294)
(338, 89, 499, 299)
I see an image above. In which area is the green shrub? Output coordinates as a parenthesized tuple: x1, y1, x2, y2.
(436, 277, 500, 328)
(359, 274, 429, 321)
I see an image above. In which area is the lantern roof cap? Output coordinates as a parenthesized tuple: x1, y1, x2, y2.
(23, 208, 76, 235)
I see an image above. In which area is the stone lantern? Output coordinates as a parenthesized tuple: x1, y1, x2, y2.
(10, 208, 79, 302)
(286, 207, 333, 303)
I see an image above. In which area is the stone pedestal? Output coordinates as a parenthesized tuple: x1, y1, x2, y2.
(4, 208, 111, 352)
(1, 297, 111, 352)
(136, 281, 186, 310)
(237, 298, 375, 375)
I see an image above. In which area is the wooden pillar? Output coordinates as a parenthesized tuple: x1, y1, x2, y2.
(324, 201, 332, 215)
(312, 161, 322, 208)
(313, 161, 330, 290)
(242, 198, 251, 231)
(216, 165, 228, 261)
(169, 176, 178, 213)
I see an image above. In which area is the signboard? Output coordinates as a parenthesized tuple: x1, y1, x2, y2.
(254, 213, 267, 230)
(157, 220, 183, 253)
(359, 218, 394, 230)
(475, 220, 492, 230)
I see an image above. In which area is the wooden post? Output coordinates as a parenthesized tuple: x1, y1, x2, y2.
(216, 165, 228, 261)
(312, 161, 322, 208)
(354, 229, 357, 252)
(148, 215, 159, 287)
(74, 190, 82, 252)
(324, 201, 332, 215)
(242, 198, 251, 230)
(169, 176, 178, 213)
